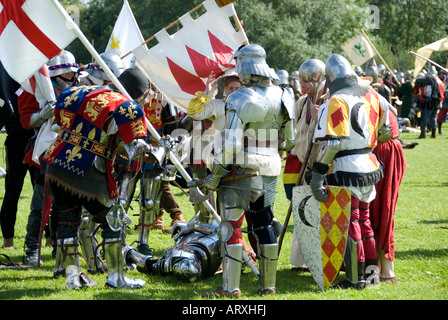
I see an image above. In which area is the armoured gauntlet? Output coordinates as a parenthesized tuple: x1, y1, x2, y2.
(377, 125, 392, 143)
(310, 161, 330, 202)
(29, 102, 55, 127)
(123, 139, 153, 161)
(203, 163, 230, 191)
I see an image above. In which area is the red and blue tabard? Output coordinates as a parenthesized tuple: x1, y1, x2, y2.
(43, 86, 147, 198)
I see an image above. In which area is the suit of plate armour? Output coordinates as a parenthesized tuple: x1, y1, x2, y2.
(216, 84, 290, 294)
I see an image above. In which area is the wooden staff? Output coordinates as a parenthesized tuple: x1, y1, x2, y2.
(277, 83, 327, 255)
(277, 122, 317, 255)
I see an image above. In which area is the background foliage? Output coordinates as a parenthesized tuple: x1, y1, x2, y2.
(62, 0, 448, 74)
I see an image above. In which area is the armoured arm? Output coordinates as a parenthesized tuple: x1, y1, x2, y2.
(278, 118, 295, 151)
(29, 102, 55, 127)
(121, 139, 153, 161)
(310, 139, 341, 202)
(221, 109, 245, 165)
(200, 107, 242, 191)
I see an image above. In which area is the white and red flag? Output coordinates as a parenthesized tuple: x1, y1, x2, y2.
(0, 0, 77, 84)
(132, 0, 248, 111)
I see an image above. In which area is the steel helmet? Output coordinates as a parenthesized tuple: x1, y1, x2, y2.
(230, 44, 279, 80)
(48, 50, 79, 77)
(298, 59, 325, 83)
(276, 70, 290, 85)
(364, 57, 379, 83)
(325, 54, 355, 83)
(88, 52, 126, 81)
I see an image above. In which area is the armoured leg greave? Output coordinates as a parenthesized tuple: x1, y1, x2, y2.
(78, 210, 105, 274)
(104, 238, 145, 289)
(248, 204, 278, 294)
(123, 244, 155, 274)
(222, 243, 243, 294)
(53, 238, 66, 278)
(137, 174, 162, 254)
(118, 172, 139, 212)
(258, 243, 278, 294)
(56, 237, 96, 289)
(332, 235, 366, 289)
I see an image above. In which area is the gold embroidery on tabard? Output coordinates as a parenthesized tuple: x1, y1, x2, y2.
(59, 110, 74, 129)
(59, 128, 116, 162)
(65, 122, 83, 164)
(130, 118, 146, 136)
(119, 103, 138, 120)
(83, 92, 124, 122)
(63, 89, 80, 108)
(66, 145, 82, 164)
(85, 98, 106, 122)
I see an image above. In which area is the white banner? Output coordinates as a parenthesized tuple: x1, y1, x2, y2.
(133, 0, 248, 111)
(105, 0, 145, 68)
(341, 31, 376, 67)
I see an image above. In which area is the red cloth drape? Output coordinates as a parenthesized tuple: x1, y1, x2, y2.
(370, 112, 406, 260)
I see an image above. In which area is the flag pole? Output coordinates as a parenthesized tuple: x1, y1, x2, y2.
(50, 0, 259, 278)
(408, 50, 448, 74)
(120, 2, 205, 60)
(48, 0, 193, 205)
(360, 29, 400, 83)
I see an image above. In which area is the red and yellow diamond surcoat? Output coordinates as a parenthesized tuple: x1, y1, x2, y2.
(314, 88, 389, 199)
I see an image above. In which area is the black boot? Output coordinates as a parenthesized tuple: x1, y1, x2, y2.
(438, 122, 443, 135)
(430, 128, 437, 138)
(331, 262, 366, 290)
(418, 126, 426, 139)
(23, 249, 43, 267)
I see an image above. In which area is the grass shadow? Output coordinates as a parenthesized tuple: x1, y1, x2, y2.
(419, 219, 448, 225)
(395, 248, 448, 260)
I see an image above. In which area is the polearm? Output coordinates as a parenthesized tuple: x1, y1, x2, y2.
(277, 82, 327, 255)
(50, 0, 259, 278)
(277, 122, 317, 255)
(408, 51, 448, 74)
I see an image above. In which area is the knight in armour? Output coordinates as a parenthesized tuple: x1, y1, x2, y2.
(199, 44, 295, 298)
(310, 54, 391, 289)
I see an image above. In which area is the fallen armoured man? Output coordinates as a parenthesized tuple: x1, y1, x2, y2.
(123, 213, 222, 282)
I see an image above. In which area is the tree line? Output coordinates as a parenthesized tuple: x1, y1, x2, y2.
(63, 0, 448, 74)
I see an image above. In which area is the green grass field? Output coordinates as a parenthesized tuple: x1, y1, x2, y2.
(0, 124, 447, 302)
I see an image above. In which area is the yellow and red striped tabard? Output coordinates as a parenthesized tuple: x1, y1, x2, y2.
(321, 96, 351, 140)
(316, 88, 385, 146)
